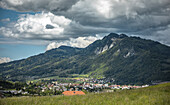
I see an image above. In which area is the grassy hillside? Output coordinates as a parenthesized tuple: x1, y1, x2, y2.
(1, 83, 170, 105)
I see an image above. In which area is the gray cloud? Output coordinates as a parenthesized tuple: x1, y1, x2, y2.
(0, 0, 170, 46)
(0, 0, 79, 12)
(64, 0, 170, 33)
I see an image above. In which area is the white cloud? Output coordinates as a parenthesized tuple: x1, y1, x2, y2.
(0, 57, 11, 64)
(0, 12, 72, 40)
(46, 35, 103, 50)
(1, 18, 10, 22)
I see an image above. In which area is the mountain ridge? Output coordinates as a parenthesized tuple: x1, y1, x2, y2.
(0, 33, 170, 85)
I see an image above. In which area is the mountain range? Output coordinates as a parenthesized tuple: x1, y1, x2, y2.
(0, 33, 170, 85)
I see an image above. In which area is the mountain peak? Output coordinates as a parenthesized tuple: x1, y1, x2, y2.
(108, 33, 119, 37)
(84, 33, 129, 55)
(58, 45, 74, 49)
(103, 33, 128, 40)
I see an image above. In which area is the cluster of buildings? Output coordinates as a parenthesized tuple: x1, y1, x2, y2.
(0, 89, 28, 97)
(0, 78, 149, 97)
(40, 81, 149, 94)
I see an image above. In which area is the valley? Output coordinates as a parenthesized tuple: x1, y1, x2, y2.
(0, 83, 169, 105)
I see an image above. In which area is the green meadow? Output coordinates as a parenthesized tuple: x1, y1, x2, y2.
(1, 83, 170, 105)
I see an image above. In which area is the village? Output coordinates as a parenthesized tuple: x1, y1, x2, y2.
(0, 78, 149, 97)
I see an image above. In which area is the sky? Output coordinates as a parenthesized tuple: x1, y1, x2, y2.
(0, 0, 170, 63)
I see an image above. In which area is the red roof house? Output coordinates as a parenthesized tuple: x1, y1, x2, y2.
(62, 91, 85, 96)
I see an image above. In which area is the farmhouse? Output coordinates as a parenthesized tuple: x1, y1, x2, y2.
(62, 91, 85, 96)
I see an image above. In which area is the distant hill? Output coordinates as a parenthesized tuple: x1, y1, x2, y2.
(0, 33, 170, 84)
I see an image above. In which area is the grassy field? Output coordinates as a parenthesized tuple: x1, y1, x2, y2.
(0, 83, 170, 105)
(27, 74, 90, 83)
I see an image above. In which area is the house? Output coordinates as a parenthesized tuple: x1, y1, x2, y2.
(62, 91, 85, 96)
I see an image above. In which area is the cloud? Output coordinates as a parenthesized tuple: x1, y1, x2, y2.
(0, 37, 51, 45)
(0, 57, 11, 64)
(60, 0, 170, 45)
(0, 0, 170, 46)
(0, 11, 116, 42)
(1, 18, 10, 22)
(0, 0, 79, 12)
(147, 25, 170, 46)
(0, 12, 72, 40)
(65, 0, 170, 32)
(46, 34, 103, 50)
